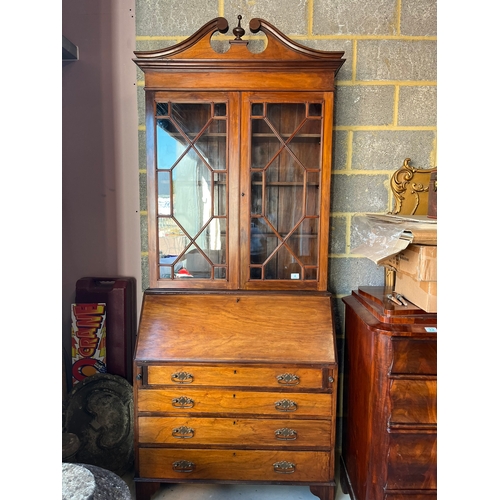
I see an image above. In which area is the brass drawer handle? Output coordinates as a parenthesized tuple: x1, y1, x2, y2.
(172, 426, 194, 439)
(172, 396, 195, 409)
(275, 427, 297, 440)
(276, 373, 300, 385)
(274, 399, 297, 412)
(171, 371, 194, 384)
(273, 460, 296, 474)
(172, 460, 195, 473)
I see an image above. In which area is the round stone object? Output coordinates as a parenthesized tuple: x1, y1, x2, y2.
(62, 463, 95, 500)
(77, 464, 131, 500)
(63, 373, 134, 475)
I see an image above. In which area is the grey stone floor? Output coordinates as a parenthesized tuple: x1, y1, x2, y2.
(121, 470, 350, 500)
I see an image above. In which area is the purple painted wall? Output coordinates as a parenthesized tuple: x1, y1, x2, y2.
(62, 0, 141, 392)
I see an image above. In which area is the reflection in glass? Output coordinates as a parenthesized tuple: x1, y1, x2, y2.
(250, 218, 277, 265)
(214, 267, 227, 279)
(156, 102, 169, 116)
(196, 120, 226, 170)
(157, 119, 188, 170)
(287, 218, 319, 265)
(172, 151, 211, 237)
(251, 172, 262, 215)
(213, 173, 226, 217)
(155, 101, 228, 281)
(172, 103, 211, 136)
(195, 218, 226, 265)
(157, 172, 171, 216)
(159, 266, 172, 279)
(158, 218, 189, 266)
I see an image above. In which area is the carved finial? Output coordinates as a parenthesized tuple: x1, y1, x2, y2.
(233, 15, 245, 40)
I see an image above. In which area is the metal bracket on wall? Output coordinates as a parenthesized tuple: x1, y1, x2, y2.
(63, 35, 79, 61)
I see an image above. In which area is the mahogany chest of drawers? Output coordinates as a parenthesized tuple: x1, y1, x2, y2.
(341, 287, 437, 500)
(134, 290, 338, 500)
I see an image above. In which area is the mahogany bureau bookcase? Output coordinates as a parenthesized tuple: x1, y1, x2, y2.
(341, 287, 437, 500)
(132, 16, 345, 500)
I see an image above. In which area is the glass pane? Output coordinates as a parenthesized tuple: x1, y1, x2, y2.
(178, 247, 211, 279)
(195, 120, 226, 171)
(304, 267, 317, 280)
(251, 119, 281, 169)
(287, 119, 322, 168)
(214, 103, 226, 116)
(250, 267, 262, 279)
(264, 246, 300, 280)
(246, 100, 325, 282)
(214, 267, 227, 279)
(195, 218, 226, 265)
(157, 172, 171, 216)
(250, 218, 277, 265)
(156, 102, 169, 116)
(171, 103, 212, 137)
(251, 103, 264, 116)
(159, 265, 172, 279)
(267, 103, 306, 136)
(157, 119, 189, 170)
(155, 100, 229, 283)
(308, 103, 322, 116)
(264, 154, 304, 235)
(251, 172, 262, 215)
(172, 150, 212, 237)
(287, 218, 319, 266)
(214, 173, 226, 217)
(158, 218, 190, 262)
(306, 171, 320, 216)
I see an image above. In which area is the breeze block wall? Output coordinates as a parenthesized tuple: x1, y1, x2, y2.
(135, 0, 437, 452)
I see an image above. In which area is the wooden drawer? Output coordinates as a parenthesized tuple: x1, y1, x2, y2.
(389, 379, 437, 425)
(391, 339, 437, 375)
(386, 431, 437, 490)
(145, 365, 326, 389)
(138, 416, 331, 447)
(138, 448, 332, 482)
(137, 388, 332, 416)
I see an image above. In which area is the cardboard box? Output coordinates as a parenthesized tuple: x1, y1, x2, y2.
(395, 272, 437, 313)
(382, 244, 437, 282)
(71, 303, 107, 385)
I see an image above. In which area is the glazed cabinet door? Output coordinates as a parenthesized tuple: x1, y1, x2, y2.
(240, 92, 334, 291)
(146, 91, 240, 289)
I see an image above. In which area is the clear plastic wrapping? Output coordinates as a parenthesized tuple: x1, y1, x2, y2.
(351, 214, 411, 265)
